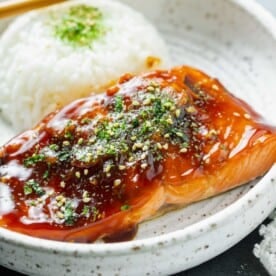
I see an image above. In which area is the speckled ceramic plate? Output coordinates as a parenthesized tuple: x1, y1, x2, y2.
(0, 0, 276, 275)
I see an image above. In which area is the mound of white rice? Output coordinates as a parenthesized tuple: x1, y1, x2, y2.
(0, 0, 170, 131)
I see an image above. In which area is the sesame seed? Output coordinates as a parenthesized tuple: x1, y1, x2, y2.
(150, 81, 158, 87)
(134, 142, 143, 149)
(104, 164, 112, 173)
(186, 106, 196, 113)
(83, 197, 91, 203)
(233, 112, 240, 117)
(147, 86, 155, 92)
(60, 181, 66, 188)
(75, 171, 81, 178)
(170, 105, 176, 111)
(119, 165, 126, 170)
(143, 98, 151, 105)
(166, 117, 173, 125)
(57, 201, 64, 207)
(56, 195, 65, 201)
(47, 190, 54, 196)
(175, 109, 181, 118)
(85, 153, 93, 163)
(113, 179, 121, 186)
(82, 191, 91, 203)
(83, 191, 89, 198)
(145, 121, 152, 127)
(63, 140, 70, 146)
(164, 102, 172, 108)
(37, 198, 43, 203)
(212, 84, 219, 91)
(180, 148, 188, 153)
(84, 169, 89, 175)
(244, 113, 251, 119)
(141, 152, 147, 159)
(141, 163, 148, 169)
(164, 133, 170, 138)
(89, 137, 96, 143)
(142, 145, 149, 151)
(145, 140, 150, 145)
(78, 138, 84, 145)
(163, 143, 169, 150)
(56, 211, 64, 219)
(157, 143, 162, 149)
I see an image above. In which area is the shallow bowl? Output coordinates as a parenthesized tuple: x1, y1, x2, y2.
(0, 0, 276, 275)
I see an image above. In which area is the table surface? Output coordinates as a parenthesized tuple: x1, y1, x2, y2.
(1, 0, 275, 275)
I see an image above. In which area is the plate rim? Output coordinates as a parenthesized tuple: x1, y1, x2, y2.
(0, 0, 276, 257)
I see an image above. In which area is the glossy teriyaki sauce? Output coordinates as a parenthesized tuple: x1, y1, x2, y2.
(0, 66, 274, 242)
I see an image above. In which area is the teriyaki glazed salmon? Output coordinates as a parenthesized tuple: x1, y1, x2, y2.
(0, 66, 275, 242)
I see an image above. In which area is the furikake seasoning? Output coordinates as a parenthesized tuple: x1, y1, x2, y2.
(19, 79, 209, 228)
(52, 5, 105, 47)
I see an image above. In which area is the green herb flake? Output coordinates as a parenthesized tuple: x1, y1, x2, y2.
(23, 153, 45, 167)
(58, 150, 71, 162)
(43, 170, 49, 179)
(49, 144, 59, 151)
(64, 202, 76, 226)
(153, 98, 164, 118)
(24, 179, 45, 196)
(23, 184, 33, 196)
(29, 201, 37, 206)
(105, 145, 116, 155)
(92, 206, 99, 221)
(81, 118, 91, 125)
(81, 205, 90, 217)
(132, 118, 139, 127)
(64, 131, 73, 140)
(120, 204, 130, 211)
(53, 5, 105, 47)
(114, 95, 123, 113)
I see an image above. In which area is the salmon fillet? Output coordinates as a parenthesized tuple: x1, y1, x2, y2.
(0, 66, 275, 242)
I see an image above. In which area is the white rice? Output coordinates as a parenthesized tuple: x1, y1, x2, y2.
(254, 210, 276, 275)
(0, 0, 170, 131)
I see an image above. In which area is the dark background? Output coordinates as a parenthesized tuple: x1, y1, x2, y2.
(0, 222, 270, 275)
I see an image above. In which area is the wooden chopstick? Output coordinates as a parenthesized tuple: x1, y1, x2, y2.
(0, 0, 67, 19)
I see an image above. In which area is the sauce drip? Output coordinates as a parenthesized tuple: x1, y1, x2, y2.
(0, 66, 274, 243)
